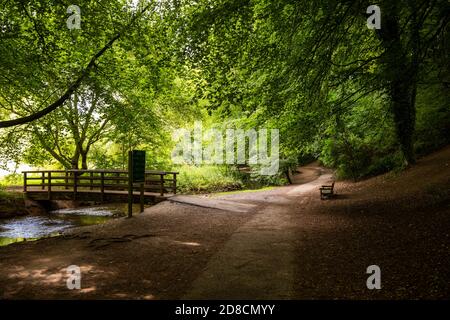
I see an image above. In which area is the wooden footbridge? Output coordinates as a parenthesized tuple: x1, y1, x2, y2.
(23, 169, 178, 204)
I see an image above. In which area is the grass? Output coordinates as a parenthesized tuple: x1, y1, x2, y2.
(211, 186, 275, 197)
(0, 188, 21, 198)
(0, 173, 23, 202)
(175, 165, 243, 194)
(174, 164, 292, 194)
(0, 173, 22, 187)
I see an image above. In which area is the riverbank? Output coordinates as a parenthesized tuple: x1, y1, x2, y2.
(0, 190, 27, 219)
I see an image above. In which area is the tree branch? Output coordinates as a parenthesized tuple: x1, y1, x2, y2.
(0, 3, 152, 128)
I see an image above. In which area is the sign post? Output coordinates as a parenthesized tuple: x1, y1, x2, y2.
(128, 150, 146, 218)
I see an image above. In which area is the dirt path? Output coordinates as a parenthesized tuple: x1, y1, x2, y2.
(0, 148, 449, 299)
(183, 167, 331, 299)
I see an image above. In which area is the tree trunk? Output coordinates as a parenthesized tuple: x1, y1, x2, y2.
(390, 78, 416, 165)
(377, 2, 417, 165)
(81, 148, 89, 170)
(71, 148, 80, 170)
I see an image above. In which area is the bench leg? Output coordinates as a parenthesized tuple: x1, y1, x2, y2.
(320, 191, 333, 200)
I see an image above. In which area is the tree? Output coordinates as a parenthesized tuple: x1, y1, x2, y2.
(25, 83, 119, 169)
(177, 0, 449, 166)
(0, 0, 189, 170)
(0, 0, 154, 128)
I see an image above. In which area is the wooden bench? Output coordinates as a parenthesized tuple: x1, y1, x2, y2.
(320, 181, 335, 200)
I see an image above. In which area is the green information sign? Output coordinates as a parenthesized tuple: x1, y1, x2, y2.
(131, 150, 146, 183)
(128, 150, 146, 218)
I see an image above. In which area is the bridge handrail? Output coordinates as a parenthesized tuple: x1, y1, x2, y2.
(22, 169, 179, 174)
(23, 169, 178, 199)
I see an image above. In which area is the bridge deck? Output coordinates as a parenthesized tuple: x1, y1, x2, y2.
(24, 188, 171, 203)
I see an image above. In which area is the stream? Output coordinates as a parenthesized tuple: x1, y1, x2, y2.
(0, 205, 133, 247)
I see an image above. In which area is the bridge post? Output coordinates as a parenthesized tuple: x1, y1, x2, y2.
(173, 173, 177, 194)
(160, 174, 164, 196)
(41, 172, 45, 190)
(23, 172, 27, 192)
(65, 171, 69, 190)
(73, 172, 78, 200)
(128, 151, 133, 218)
(101, 172, 105, 202)
(140, 183, 144, 213)
(48, 171, 52, 200)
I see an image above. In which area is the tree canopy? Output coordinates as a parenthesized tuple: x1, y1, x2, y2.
(1, 0, 449, 179)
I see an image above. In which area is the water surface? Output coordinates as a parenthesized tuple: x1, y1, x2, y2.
(0, 205, 127, 246)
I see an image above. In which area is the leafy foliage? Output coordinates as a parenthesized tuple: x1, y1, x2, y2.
(0, 0, 449, 186)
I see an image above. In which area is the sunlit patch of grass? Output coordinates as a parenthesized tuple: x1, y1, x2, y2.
(176, 165, 243, 194)
(0, 173, 22, 187)
(211, 186, 275, 197)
